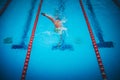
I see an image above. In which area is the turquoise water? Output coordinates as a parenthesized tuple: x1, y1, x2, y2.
(0, 0, 120, 80)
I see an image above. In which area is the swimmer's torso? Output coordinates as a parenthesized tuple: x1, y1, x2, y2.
(54, 20, 62, 28)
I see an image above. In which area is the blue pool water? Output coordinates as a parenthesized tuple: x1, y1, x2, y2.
(0, 0, 120, 80)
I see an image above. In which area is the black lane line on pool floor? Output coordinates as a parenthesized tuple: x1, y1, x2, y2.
(21, 0, 43, 80)
(12, 0, 37, 49)
(79, 0, 107, 80)
(86, 0, 114, 48)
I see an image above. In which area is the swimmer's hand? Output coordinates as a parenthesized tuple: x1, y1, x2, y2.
(41, 13, 46, 16)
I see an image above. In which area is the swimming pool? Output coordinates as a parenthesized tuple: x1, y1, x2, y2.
(0, 0, 120, 80)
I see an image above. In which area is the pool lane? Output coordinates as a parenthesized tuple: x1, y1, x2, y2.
(0, 0, 37, 80)
(81, 0, 120, 80)
(26, 0, 102, 80)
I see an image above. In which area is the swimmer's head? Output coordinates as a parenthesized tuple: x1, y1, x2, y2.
(55, 16, 61, 20)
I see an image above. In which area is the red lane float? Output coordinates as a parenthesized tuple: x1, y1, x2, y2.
(0, 0, 11, 16)
(21, 0, 43, 80)
(79, 0, 107, 80)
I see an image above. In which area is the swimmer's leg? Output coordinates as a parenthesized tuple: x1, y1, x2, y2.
(57, 33, 65, 47)
(57, 34, 62, 47)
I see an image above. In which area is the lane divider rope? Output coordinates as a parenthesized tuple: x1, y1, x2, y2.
(21, 0, 43, 80)
(79, 0, 107, 80)
(0, 0, 11, 16)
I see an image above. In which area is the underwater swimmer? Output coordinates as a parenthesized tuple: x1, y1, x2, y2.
(41, 13, 67, 35)
(41, 13, 67, 47)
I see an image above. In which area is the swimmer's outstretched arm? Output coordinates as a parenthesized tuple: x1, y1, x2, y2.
(41, 13, 55, 23)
